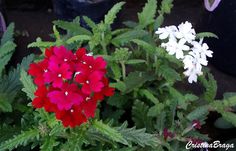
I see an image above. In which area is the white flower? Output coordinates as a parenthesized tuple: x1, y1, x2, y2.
(175, 21, 196, 43)
(162, 38, 190, 59)
(191, 39, 213, 60)
(155, 21, 213, 84)
(155, 25, 178, 40)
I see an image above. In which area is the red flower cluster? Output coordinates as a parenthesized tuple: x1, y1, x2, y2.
(28, 46, 114, 127)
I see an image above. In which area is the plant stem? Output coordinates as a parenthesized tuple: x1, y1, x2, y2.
(121, 61, 126, 80)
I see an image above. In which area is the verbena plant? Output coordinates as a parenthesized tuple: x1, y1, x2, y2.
(0, 0, 236, 151)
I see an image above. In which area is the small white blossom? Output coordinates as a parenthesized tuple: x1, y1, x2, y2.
(155, 25, 178, 40)
(162, 39, 190, 59)
(191, 39, 213, 60)
(175, 21, 196, 43)
(155, 21, 213, 84)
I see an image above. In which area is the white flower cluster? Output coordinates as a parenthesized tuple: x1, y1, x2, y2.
(155, 21, 213, 83)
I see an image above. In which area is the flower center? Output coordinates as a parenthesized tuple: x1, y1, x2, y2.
(44, 69, 48, 73)
(82, 61, 86, 64)
(58, 74, 62, 77)
(65, 91, 68, 96)
(64, 58, 68, 62)
(75, 72, 81, 76)
(86, 97, 90, 101)
(70, 109, 74, 113)
(89, 65, 92, 69)
(86, 80, 89, 84)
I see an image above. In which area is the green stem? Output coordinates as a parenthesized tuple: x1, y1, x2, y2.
(121, 61, 126, 80)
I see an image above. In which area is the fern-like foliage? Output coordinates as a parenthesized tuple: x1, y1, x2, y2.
(132, 100, 153, 132)
(0, 128, 39, 151)
(0, 23, 16, 75)
(116, 122, 160, 148)
(138, 0, 157, 29)
(104, 2, 125, 26)
(0, 54, 34, 112)
(20, 69, 36, 100)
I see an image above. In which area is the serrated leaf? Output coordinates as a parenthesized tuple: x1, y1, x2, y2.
(66, 35, 91, 44)
(93, 120, 128, 145)
(82, 16, 97, 29)
(147, 103, 164, 117)
(132, 100, 152, 131)
(28, 37, 54, 48)
(104, 2, 125, 26)
(107, 93, 127, 108)
(187, 105, 209, 121)
(0, 98, 12, 112)
(124, 72, 155, 93)
(116, 122, 159, 147)
(196, 32, 218, 39)
(53, 19, 92, 36)
(112, 30, 148, 46)
(221, 112, 236, 127)
(214, 117, 234, 129)
(40, 137, 57, 151)
(110, 81, 126, 92)
(131, 39, 156, 55)
(20, 70, 36, 100)
(139, 89, 159, 104)
(199, 72, 217, 102)
(126, 59, 146, 65)
(138, 0, 157, 28)
(0, 129, 39, 151)
(159, 64, 181, 83)
(1, 23, 14, 45)
(123, 21, 138, 28)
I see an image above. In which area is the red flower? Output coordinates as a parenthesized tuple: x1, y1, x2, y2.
(44, 62, 72, 88)
(29, 46, 114, 128)
(75, 71, 104, 94)
(48, 83, 83, 110)
(50, 46, 76, 65)
(32, 86, 57, 112)
(192, 120, 201, 129)
(28, 59, 48, 86)
(94, 77, 115, 100)
(55, 105, 87, 128)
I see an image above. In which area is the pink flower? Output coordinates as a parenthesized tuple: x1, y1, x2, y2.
(50, 46, 76, 65)
(44, 62, 72, 88)
(48, 83, 83, 110)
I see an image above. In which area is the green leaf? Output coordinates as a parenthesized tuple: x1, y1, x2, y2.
(82, 16, 97, 29)
(110, 81, 126, 92)
(66, 35, 91, 44)
(124, 72, 155, 93)
(40, 137, 58, 151)
(138, 0, 157, 28)
(196, 32, 218, 39)
(53, 19, 92, 36)
(126, 59, 146, 65)
(28, 37, 54, 48)
(221, 112, 236, 127)
(0, 99, 12, 112)
(92, 120, 128, 145)
(132, 100, 152, 131)
(214, 117, 234, 129)
(107, 93, 127, 108)
(123, 21, 138, 28)
(110, 62, 122, 80)
(104, 2, 125, 26)
(0, 129, 39, 151)
(1, 23, 14, 45)
(20, 69, 36, 100)
(158, 64, 181, 83)
(112, 30, 148, 46)
(139, 89, 159, 104)
(160, 0, 173, 14)
(131, 39, 156, 55)
(147, 103, 164, 117)
(187, 105, 209, 121)
(199, 72, 217, 102)
(116, 122, 159, 148)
